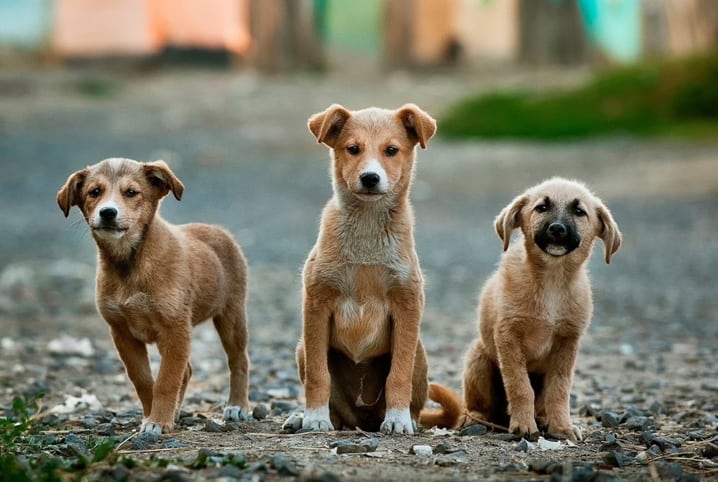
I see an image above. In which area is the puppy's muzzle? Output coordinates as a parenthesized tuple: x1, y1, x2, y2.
(535, 221, 580, 256)
(94, 207, 127, 233)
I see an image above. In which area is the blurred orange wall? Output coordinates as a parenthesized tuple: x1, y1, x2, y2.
(53, 0, 250, 57)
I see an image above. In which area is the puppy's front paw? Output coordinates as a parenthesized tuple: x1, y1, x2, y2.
(509, 414, 538, 439)
(547, 423, 582, 442)
(223, 405, 251, 422)
(302, 406, 334, 432)
(140, 419, 170, 435)
(380, 408, 415, 435)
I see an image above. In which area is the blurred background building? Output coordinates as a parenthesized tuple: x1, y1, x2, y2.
(1, 0, 717, 71)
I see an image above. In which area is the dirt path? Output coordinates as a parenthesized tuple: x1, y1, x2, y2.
(1, 67, 717, 480)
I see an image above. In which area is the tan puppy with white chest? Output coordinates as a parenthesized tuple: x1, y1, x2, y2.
(424, 178, 621, 440)
(293, 104, 436, 434)
(57, 158, 251, 434)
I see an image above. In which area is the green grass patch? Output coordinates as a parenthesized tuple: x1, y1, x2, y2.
(441, 54, 718, 140)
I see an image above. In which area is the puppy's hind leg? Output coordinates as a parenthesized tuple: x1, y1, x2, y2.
(461, 340, 505, 430)
(175, 363, 193, 422)
(213, 304, 251, 421)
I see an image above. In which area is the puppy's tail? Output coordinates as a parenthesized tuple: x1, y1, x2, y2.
(419, 382, 463, 429)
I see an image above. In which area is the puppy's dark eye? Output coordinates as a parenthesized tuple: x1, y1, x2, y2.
(347, 145, 360, 155)
(125, 189, 138, 198)
(89, 188, 101, 198)
(385, 146, 399, 157)
(574, 207, 587, 217)
(535, 204, 549, 213)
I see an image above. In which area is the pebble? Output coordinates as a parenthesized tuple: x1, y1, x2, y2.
(95, 423, 115, 436)
(281, 412, 303, 433)
(203, 419, 230, 433)
(458, 424, 488, 436)
(64, 433, 88, 457)
(270, 455, 299, 476)
(433, 442, 463, 454)
(699, 442, 718, 458)
(163, 439, 189, 449)
(600, 411, 620, 428)
(131, 431, 160, 450)
(252, 403, 269, 420)
(515, 438, 531, 452)
(329, 438, 379, 454)
(601, 450, 626, 467)
(410, 445, 433, 457)
(298, 467, 342, 482)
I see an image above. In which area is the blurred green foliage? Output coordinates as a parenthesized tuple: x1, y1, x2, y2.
(441, 54, 718, 140)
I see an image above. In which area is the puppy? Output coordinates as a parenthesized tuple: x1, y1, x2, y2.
(290, 104, 436, 434)
(423, 178, 621, 440)
(57, 158, 251, 434)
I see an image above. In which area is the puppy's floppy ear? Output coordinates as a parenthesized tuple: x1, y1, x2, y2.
(57, 169, 88, 217)
(308, 104, 352, 148)
(595, 203, 622, 264)
(494, 194, 528, 252)
(144, 160, 184, 201)
(396, 103, 437, 149)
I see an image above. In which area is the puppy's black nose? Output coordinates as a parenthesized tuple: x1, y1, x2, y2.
(99, 207, 118, 221)
(548, 222, 567, 238)
(360, 172, 381, 189)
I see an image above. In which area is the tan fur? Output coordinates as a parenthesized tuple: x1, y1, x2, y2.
(293, 104, 436, 434)
(428, 178, 621, 440)
(57, 158, 251, 434)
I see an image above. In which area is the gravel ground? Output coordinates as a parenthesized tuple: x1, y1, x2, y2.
(0, 66, 717, 481)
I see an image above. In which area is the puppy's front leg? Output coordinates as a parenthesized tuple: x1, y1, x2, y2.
(543, 335, 581, 440)
(110, 327, 154, 418)
(382, 286, 422, 435)
(301, 294, 334, 431)
(495, 326, 539, 437)
(143, 328, 191, 434)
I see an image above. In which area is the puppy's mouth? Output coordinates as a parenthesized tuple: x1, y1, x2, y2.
(92, 226, 129, 237)
(543, 244, 573, 256)
(353, 189, 386, 201)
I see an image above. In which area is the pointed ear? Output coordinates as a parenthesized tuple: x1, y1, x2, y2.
(494, 194, 528, 252)
(308, 104, 352, 148)
(144, 160, 184, 201)
(396, 104, 437, 149)
(57, 169, 88, 217)
(596, 203, 622, 264)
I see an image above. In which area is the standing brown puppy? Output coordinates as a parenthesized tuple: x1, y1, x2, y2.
(290, 104, 436, 434)
(57, 158, 251, 434)
(423, 178, 621, 440)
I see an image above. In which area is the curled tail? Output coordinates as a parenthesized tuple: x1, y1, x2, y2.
(419, 382, 463, 429)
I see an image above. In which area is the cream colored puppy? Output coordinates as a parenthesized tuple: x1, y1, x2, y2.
(423, 178, 621, 441)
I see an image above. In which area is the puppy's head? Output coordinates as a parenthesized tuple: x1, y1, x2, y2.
(57, 158, 184, 247)
(495, 177, 622, 264)
(308, 104, 436, 202)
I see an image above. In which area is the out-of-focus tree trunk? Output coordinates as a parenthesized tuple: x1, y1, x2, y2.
(382, 0, 416, 70)
(519, 0, 586, 65)
(249, 0, 324, 73)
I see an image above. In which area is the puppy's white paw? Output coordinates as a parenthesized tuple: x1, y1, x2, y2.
(140, 420, 164, 435)
(302, 406, 334, 432)
(223, 405, 250, 421)
(380, 408, 414, 435)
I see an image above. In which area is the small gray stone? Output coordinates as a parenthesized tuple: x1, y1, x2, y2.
(281, 412, 303, 433)
(329, 438, 379, 454)
(203, 419, 229, 433)
(600, 411, 620, 428)
(132, 430, 160, 450)
(601, 450, 625, 467)
(434, 442, 462, 454)
(516, 438, 531, 452)
(459, 423, 488, 436)
(270, 455, 299, 476)
(252, 404, 269, 420)
(163, 439, 189, 449)
(410, 445, 433, 456)
(699, 442, 718, 458)
(95, 423, 115, 436)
